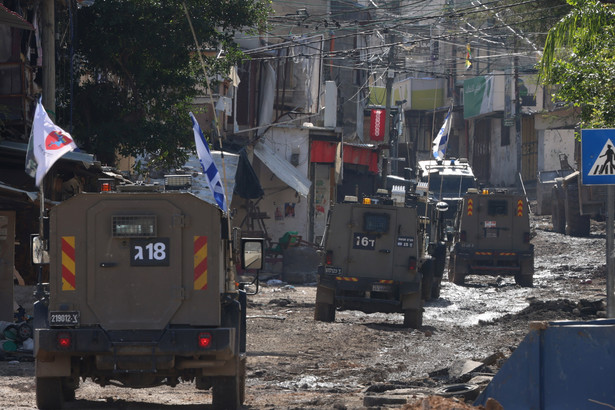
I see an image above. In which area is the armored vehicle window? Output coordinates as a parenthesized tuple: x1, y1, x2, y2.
(428, 175, 477, 199)
(112, 215, 157, 237)
(487, 200, 508, 216)
(363, 213, 390, 233)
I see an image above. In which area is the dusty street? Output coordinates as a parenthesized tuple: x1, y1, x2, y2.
(0, 212, 608, 409)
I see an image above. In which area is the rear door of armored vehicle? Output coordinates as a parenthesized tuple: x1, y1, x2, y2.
(50, 192, 223, 330)
(461, 194, 529, 251)
(328, 203, 417, 281)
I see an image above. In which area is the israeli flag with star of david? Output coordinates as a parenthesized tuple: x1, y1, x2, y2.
(190, 112, 228, 213)
(432, 108, 452, 160)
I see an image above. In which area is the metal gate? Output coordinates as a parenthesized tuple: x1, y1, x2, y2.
(472, 118, 491, 184)
(521, 116, 538, 182)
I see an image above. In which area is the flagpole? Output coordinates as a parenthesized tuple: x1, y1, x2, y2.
(35, 181, 45, 300)
(182, 3, 235, 291)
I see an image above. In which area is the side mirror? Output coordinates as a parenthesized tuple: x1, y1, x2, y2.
(31, 234, 49, 265)
(241, 238, 264, 270)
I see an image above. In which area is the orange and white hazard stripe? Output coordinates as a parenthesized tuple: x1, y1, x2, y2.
(62, 236, 76, 291)
(193, 236, 208, 290)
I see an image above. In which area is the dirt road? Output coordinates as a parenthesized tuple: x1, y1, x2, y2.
(0, 214, 608, 409)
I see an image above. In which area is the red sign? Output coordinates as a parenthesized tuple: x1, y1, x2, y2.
(370, 109, 385, 141)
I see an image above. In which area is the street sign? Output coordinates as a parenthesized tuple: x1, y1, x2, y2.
(582, 129, 615, 185)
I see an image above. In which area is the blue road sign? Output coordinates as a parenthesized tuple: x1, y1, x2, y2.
(582, 129, 615, 185)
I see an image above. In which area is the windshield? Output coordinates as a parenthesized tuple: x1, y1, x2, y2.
(427, 175, 476, 199)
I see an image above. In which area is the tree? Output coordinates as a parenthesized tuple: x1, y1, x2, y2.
(57, 0, 270, 168)
(538, 0, 615, 129)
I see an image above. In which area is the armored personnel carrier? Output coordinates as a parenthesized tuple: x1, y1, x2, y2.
(33, 176, 262, 410)
(448, 189, 534, 287)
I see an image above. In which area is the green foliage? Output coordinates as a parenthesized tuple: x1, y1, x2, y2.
(57, 0, 270, 168)
(538, 0, 615, 129)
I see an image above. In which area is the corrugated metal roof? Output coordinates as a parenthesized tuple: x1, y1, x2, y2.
(253, 141, 311, 197)
(0, 5, 33, 30)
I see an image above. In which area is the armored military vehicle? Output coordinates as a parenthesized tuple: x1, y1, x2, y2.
(33, 176, 263, 410)
(417, 158, 478, 240)
(448, 189, 534, 287)
(314, 189, 439, 329)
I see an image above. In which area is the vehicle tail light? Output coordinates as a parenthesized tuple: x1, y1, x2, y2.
(460, 230, 467, 241)
(523, 232, 530, 243)
(408, 257, 417, 271)
(57, 332, 71, 349)
(325, 251, 333, 266)
(198, 332, 212, 349)
(100, 182, 112, 192)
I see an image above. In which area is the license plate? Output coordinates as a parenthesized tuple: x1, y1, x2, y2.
(324, 266, 342, 275)
(372, 284, 393, 292)
(49, 311, 80, 327)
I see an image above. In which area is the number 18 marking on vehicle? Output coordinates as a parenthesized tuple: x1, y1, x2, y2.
(130, 238, 170, 266)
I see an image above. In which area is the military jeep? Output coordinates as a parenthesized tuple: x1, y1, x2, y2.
(448, 189, 534, 287)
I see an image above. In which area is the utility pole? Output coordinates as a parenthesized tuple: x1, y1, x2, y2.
(514, 47, 522, 190)
(382, 45, 395, 186)
(41, 0, 55, 116)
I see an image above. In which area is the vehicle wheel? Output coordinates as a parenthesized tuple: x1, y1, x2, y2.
(314, 302, 335, 322)
(36, 377, 64, 410)
(551, 184, 566, 234)
(61, 377, 78, 402)
(449, 256, 465, 286)
(421, 260, 434, 301)
(515, 273, 533, 287)
(431, 277, 442, 299)
(239, 357, 246, 405)
(403, 308, 423, 329)
(515, 257, 534, 287)
(212, 374, 241, 410)
(564, 179, 590, 237)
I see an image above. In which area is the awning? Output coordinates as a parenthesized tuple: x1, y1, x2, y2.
(253, 141, 311, 197)
(0, 141, 97, 166)
(0, 5, 34, 30)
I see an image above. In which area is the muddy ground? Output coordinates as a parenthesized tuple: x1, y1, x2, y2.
(0, 211, 609, 409)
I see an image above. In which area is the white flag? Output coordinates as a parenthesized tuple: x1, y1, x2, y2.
(432, 108, 452, 160)
(27, 98, 78, 187)
(190, 112, 228, 213)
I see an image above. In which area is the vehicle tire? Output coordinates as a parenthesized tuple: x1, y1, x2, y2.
(448, 255, 465, 286)
(212, 374, 241, 410)
(436, 383, 480, 401)
(431, 277, 442, 299)
(403, 308, 423, 329)
(551, 184, 566, 234)
(314, 302, 335, 322)
(564, 179, 590, 237)
(36, 377, 64, 410)
(61, 377, 78, 402)
(239, 357, 246, 405)
(421, 260, 434, 301)
(515, 257, 534, 287)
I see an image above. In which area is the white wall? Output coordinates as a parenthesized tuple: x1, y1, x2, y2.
(539, 129, 576, 171)
(254, 127, 310, 246)
(489, 118, 517, 186)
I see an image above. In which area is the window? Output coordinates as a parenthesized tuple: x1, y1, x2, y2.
(487, 200, 508, 216)
(363, 213, 390, 233)
(112, 216, 156, 238)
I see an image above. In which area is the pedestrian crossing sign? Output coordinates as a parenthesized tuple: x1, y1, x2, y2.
(582, 129, 615, 185)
